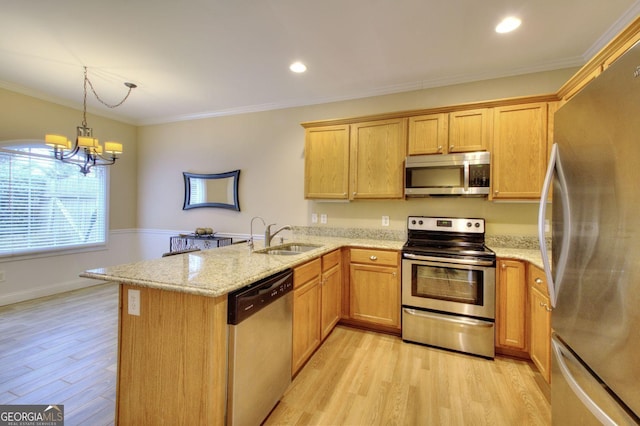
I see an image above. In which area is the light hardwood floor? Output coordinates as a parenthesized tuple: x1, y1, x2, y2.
(0, 284, 550, 426)
(266, 327, 550, 425)
(0, 283, 118, 426)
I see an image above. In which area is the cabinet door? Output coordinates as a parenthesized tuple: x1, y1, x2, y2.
(350, 118, 407, 199)
(292, 279, 321, 375)
(349, 263, 400, 328)
(496, 259, 527, 351)
(448, 108, 490, 153)
(530, 286, 552, 383)
(408, 113, 448, 155)
(321, 262, 342, 340)
(304, 125, 350, 199)
(491, 103, 548, 200)
(529, 265, 552, 383)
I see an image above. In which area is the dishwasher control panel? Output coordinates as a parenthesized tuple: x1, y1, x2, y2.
(227, 269, 293, 325)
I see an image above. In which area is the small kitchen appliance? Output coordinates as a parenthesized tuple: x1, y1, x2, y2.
(402, 216, 496, 358)
(405, 151, 490, 197)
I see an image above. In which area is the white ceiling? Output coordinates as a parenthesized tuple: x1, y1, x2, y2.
(1, 0, 639, 125)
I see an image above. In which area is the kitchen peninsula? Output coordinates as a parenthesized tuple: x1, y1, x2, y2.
(81, 234, 403, 425)
(82, 228, 546, 424)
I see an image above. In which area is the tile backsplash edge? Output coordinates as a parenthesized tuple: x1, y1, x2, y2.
(292, 226, 550, 250)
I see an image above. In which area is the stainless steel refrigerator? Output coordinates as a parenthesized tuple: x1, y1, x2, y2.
(539, 41, 640, 425)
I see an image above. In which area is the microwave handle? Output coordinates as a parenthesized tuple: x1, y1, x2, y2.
(463, 161, 469, 191)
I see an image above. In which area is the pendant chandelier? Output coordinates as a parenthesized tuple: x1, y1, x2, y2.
(45, 67, 136, 175)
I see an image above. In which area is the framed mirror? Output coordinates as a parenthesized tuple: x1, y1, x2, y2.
(183, 170, 240, 211)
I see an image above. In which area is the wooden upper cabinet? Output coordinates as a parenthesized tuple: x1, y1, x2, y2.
(407, 113, 448, 155)
(408, 108, 490, 156)
(491, 103, 548, 200)
(350, 118, 407, 199)
(304, 124, 350, 199)
(448, 108, 491, 153)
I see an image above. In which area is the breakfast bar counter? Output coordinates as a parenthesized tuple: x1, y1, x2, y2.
(81, 235, 404, 297)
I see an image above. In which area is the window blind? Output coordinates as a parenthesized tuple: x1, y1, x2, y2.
(0, 146, 107, 256)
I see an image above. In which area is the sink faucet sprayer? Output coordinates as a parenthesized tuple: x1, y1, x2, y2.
(264, 224, 292, 247)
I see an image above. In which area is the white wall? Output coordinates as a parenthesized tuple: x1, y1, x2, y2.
(0, 230, 140, 305)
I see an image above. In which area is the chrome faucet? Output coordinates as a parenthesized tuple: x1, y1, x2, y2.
(264, 224, 292, 247)
(248, 216, 266, 252)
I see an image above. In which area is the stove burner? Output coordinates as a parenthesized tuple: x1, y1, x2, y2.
(403, 216, 495, 263)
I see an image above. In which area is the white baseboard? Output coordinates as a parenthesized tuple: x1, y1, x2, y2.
(0, 277, 109, 306)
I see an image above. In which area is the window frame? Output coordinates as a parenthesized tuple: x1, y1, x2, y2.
(0, 140, 110, 260)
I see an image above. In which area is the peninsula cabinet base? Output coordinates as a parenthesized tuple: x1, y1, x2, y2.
(117, 284, 228, 425)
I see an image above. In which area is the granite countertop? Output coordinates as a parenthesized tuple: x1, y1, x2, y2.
(82, 228, 549, 297)
(485, 235, 548, 269)
(81, 234, 404, 298)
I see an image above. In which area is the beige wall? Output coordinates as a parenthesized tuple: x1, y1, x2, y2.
(0, 87, 138, 229)
(138, 68, 576, 236)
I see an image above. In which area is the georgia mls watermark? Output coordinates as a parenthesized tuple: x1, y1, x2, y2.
(0, 405, 64, 426)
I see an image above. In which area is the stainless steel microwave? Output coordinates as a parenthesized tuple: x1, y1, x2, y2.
(405, 151, 490, 197)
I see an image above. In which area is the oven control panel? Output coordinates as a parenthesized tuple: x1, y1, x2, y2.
(407, 216, 485, 233)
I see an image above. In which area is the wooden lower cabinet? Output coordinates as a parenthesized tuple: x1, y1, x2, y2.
(321, 250, 342, 340)
(292, 250, 343, 375)
(496, 258, 528, 355)
(529, 265, 552, 383)
(349, 248, 400, 329)
(292, 259, 322, 375)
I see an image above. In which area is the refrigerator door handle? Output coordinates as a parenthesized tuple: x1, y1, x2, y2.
(551, 336, 617, 426)
(538, 143, 570, 307)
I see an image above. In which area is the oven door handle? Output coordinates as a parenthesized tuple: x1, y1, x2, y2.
(403, 308, 494, 327)
(402, 252, 494, 267)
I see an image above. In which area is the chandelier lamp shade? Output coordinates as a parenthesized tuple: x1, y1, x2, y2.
(45, 66, 136, 175)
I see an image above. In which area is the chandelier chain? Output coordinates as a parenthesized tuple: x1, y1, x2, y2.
(82, 66, 135, 127)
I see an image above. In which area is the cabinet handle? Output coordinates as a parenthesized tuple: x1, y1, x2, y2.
(501, 263, 506, 269)
(370, 255, 378, 261)
(450, 145, 454, 150)
(353, 192, 357, 196)
(539, 301, 553, 312)
(438, 145, 443, 152)
(535, 278, 543, 284)
(494, 190, 499, 195)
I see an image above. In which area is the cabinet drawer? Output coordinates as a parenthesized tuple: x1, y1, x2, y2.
(528, 265, 548, 297)
(350, 248, 398, 266)
(294, 258, 321, 288)
(322, 249, 341, 271)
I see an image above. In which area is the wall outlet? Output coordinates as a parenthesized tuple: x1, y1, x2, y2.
(0, 270, 5, 283)
(382, 216, 390, 227)
(311, 213, 318, 223)
(320, 214, 327, 224)
(128, 289, 141, 316)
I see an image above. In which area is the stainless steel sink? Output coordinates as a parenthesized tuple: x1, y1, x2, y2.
(255, 243, 323, 255)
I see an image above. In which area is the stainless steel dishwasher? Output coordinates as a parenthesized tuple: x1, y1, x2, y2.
(227, 269, 293, 426)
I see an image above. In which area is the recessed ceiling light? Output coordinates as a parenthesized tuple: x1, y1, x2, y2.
(495, 16, 521, 33)
(289, 62, 307, 73)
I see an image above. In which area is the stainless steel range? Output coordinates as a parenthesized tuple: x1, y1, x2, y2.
(402, 216, 496, 358)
